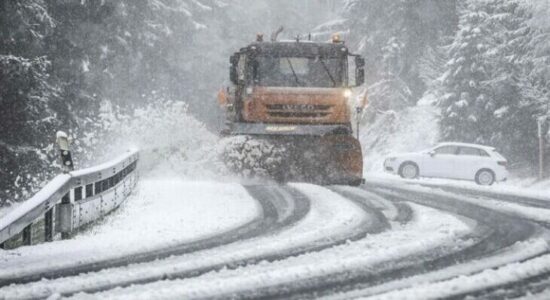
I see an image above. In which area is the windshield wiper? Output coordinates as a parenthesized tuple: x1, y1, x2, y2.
(285, 57, 301, 87)
(319, 57, 337, 87)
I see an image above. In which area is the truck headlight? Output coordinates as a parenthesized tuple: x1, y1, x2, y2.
(343, 89, 352, 98)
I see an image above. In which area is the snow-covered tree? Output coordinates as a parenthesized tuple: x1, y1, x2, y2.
(0, 1, 62, 205)
(0, 0, 54, 56)
(439, 0, 542, 164)
(343, 0, 458, 109)
(525, 0, 550, 124)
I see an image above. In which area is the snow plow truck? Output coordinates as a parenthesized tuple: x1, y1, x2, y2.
(218, 31, 366, 186)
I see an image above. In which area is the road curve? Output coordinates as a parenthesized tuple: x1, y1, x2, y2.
(330, 181, 550, 300)
(176, 182, 541, 300)
(3, 179, 547, 299)
(0, 183, 381, 299)
(0, 184, 305, 288)
(72, 185, 470, 300)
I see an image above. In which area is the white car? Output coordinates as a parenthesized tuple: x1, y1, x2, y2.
(383, 142, 508, 185)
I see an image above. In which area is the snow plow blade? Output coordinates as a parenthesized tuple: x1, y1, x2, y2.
(221, 125, 363, 186)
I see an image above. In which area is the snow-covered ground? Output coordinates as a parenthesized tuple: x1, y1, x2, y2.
(363, 174, 550, 229)
(364, 249, 550, 300)
(365, 172, 550, 203)
(0, 179, 260, 280)
(63, 199, 474, 299)
(0, 184, 370, 299)
(333, 188, 550, 300)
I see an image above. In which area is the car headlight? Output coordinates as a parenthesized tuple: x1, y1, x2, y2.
(386, 157, 397, 162)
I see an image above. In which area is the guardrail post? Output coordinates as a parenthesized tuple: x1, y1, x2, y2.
(45, 208, 54, 242)
(56, 131, 74, 172)
(59, 192, 73, 240)
(22, 224, 32, 246)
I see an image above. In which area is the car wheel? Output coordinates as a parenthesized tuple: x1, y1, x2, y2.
(476, 169, 495, 186)
(399, 162, 419, 179)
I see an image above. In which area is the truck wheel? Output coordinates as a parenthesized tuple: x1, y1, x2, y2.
(476, 169, 495, 186)
(348, 178, 363, 187)
(399, 162, 419, 179)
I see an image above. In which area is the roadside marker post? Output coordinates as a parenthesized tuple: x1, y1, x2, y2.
(56, 131, 74, 240)
(56, 131, 74, 172)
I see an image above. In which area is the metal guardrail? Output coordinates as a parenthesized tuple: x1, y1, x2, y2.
(0, 149, 139, 249)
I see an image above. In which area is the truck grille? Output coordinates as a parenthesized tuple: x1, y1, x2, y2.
(265, 104, 332, 118)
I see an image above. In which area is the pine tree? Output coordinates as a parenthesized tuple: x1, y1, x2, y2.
(0, 1, 62, 205)
(439, 0, 542, 164)
(343, 0, 458, 114)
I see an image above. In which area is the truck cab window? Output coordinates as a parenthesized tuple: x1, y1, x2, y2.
(256, 56, 344, 88)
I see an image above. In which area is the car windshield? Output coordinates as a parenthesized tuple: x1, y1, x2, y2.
(255, 56, 344, 87)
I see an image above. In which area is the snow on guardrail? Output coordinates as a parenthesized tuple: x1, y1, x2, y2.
(0, 149, 139, 250)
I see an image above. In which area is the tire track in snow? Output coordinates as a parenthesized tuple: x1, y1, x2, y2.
(228, 181, 539, 300)
(0, 184, 303, 288)
(215, 186, 486, 300)
(74, 187, 472, 300)
(379, 181, 550, 300)
(369, 175, 550, 228)
(8, 180, 543, 300)
(409, 181, 550, 210)
(322, 181, 548, 300)
(0, 184, 377, 299)
(330, 186, 413, 225)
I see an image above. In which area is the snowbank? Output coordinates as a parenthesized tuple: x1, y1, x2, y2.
(0, 179, 260, 279)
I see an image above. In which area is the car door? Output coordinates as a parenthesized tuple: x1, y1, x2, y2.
(455, 147, 489, 180)
(421, 145, 458, 178)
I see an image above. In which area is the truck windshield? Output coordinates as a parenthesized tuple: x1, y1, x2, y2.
(255, 56, 344, 88)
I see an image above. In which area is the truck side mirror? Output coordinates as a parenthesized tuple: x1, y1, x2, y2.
(355, 56, 365, 86)
(348, 55, 366, 87)
(229, 54, 239, 85)
(356, 68, 365, 86)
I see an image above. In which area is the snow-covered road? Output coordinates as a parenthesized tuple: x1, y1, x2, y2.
(1, 175, 550, 299)
(0, 179, 262, 284)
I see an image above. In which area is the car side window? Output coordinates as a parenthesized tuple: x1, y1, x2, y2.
(458, 147, 490, 157)
(434, 146, 458, 155)
(458, 147, 479, 156)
